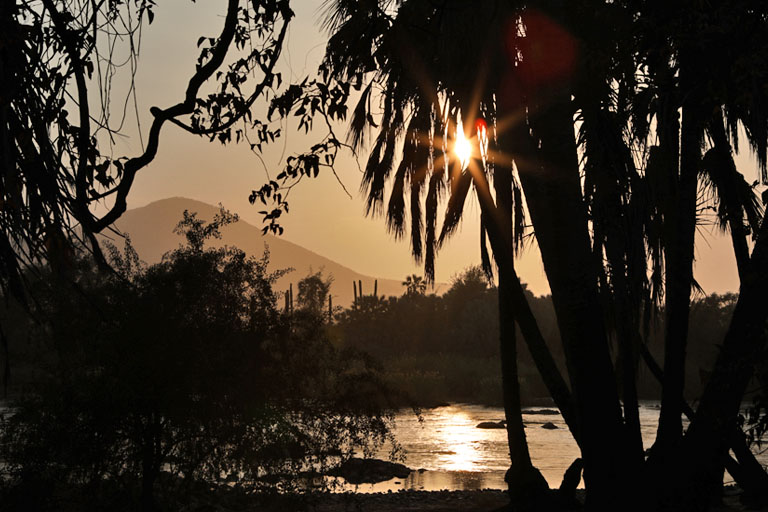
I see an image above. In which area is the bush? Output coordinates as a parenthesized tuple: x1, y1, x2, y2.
(0, 209, 395, 511)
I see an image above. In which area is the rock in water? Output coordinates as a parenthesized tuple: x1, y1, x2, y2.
(541, 422, 559, 429)
(524, 408, 560, 415)
(476, 421, 506, 429)
(329, 458, 411, 484)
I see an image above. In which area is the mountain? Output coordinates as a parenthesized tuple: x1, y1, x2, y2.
(105, 197, 406, 306)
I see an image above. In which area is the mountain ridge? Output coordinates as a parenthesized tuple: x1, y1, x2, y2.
(106, 197, 414, 306)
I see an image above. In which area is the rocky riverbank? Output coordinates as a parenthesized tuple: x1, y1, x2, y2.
(236, 487, 767, 512)
(246, 489, 511, 511)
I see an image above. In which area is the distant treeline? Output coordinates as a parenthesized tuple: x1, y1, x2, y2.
(326, 267, 738, 407)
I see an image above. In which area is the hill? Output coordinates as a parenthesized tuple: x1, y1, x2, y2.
(104, 197, 407, 306)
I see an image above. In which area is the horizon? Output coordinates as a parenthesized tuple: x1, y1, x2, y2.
(112, 0, 748, 297)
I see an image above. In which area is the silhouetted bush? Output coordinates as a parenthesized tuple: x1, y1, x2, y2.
(0, 210, 395, 511)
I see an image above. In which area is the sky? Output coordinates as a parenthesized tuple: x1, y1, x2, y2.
(110, 0, 755, 296)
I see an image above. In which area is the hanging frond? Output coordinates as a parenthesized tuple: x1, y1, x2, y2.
(387, 159, 408, 238)
(438, 170, 472, 245)
(424, 155, 446, 283)
(700, 140, 765, 240)
(512, 172, 526, 255)
(347, 82, 374, 150)
(480, 215, 494, 281)
(410, 176, 423, 262)
(320, 0, 390, 79)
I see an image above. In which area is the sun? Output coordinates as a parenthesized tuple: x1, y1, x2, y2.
(454, 114, 473, 171)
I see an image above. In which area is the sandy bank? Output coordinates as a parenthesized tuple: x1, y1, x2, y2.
(242, 487, 767, 512)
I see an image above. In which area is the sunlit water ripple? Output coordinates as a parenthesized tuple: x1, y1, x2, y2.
(342, 402, 768, 493)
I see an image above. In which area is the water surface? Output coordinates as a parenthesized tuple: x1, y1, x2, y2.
(346, 402, 766, 493)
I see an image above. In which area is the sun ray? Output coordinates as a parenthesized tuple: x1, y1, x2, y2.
(455, 113, 473, 171)
(494, 107, 529, 141)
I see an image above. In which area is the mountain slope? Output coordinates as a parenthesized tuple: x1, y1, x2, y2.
(106, 197, 406, 306)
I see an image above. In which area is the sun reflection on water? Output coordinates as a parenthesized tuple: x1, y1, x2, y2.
(427, 406, 497, 472)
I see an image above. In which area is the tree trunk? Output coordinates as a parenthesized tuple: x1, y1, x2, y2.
(472, 179, 579, 445)
(507, 87, 628, 507)
(604, 236, 645, 466)
(706, 111, 751, 278)
(641, 344, 768, 505)
(498, 266, 550, 507)
(491, 154, 550, 507)
(655, 52, 703, 457)
(681, 212, 768, 510)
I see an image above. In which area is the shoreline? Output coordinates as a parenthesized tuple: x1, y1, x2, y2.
(226, 487, 767, 512)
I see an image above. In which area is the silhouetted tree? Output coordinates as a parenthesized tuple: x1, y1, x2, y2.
(0, 0, 291, 306)
(262, 2, 768, 510)
(401, 274, 427, 296)
(297, 270, 333, 315)
(0, 210, 396, 511)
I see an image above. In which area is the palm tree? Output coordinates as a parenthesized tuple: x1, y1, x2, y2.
(630, 4, 768, 506)
(321, 1, 609, 507)
(320, 1, 570, 506)
(401, 274, 427, 296)
(317, 0, 768, 509)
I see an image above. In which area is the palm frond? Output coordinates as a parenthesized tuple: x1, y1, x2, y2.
(438, 170, 471, 246)
(480, 215, 494, 281)
(410, 176, 423, 262)
(512, 172, 526, 255)
(347, 82, 374, 150)
(387, 158, 408, 239)
(424, 156, 446, 283)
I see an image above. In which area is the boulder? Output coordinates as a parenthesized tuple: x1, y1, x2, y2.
(329, 458, 411, 484)
(476, 421, 506, 429)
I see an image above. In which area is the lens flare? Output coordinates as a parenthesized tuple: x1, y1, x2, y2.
(454, 113, 472, 171)
(475, 118, 488, 166)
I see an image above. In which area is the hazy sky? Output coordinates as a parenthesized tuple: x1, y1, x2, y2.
(115, 0, 754, 296)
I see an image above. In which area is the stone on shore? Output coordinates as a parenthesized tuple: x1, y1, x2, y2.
(329, 458, 411, 485)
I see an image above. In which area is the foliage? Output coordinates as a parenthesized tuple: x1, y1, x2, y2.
(335, 269, 740, 408)
(297, 270, 333, 315)
(0, 0, 292, 305)
(0, 210, 395, 510)
(401, 274, 426, 296)
(270, 2, 768, 507)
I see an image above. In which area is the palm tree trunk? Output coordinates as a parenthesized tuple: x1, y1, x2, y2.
(491, 156, 550, 506)
(497, 265, 550, 506)
(472, 176, 579, 445)
(681, 209, 768, 509)
(656, 47, 707, 459)
(506, 87, 628, 507)
(604, 237, 645, 466)
(707, 111, 751, 278)
(641, 344, 768, 502)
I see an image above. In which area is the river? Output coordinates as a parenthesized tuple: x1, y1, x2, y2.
(1, 400, 764, 493)
(344, 402, 768, 493)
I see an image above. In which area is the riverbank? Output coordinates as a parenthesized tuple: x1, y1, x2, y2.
(204, 487, 767, 512)
(254, 488, 765, 512)
(282, 489, 510, 511)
